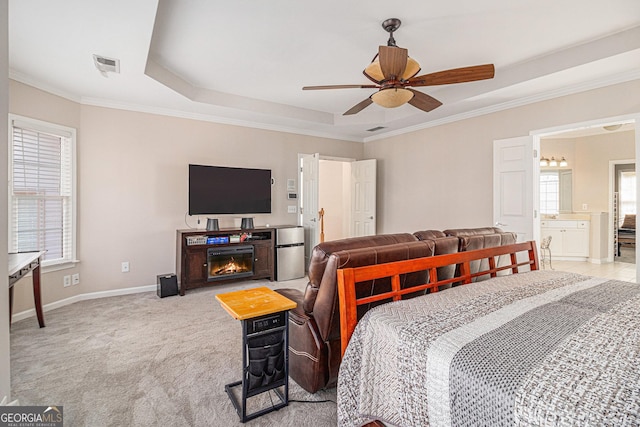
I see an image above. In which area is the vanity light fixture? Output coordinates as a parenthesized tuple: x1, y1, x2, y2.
(541, 155, 568, 167)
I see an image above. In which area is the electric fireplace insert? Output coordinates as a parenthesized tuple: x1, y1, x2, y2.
(207, 245, 254, 281)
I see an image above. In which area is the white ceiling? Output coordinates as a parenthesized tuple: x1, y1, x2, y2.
(8, 0, 640, 142)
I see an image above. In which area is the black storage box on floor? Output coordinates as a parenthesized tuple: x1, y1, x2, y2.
(157, 274, 178, 298)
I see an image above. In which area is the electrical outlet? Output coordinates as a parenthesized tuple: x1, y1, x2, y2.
(121, 261, 130, 273)
(72, 273, 80, 285)
(63, 275, 71, 287)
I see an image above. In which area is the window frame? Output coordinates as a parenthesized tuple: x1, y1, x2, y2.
(539, 170, 560, 215)
(8, 114, 78, 271)
(618, 169, 636, 225)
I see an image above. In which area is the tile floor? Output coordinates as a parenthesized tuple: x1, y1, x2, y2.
(542, 259, 637, 283)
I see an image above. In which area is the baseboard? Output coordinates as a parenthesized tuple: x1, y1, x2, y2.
(11, 284, 157, 323)
(554, 256, 588, 262)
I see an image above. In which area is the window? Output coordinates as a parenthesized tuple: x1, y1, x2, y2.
(619, 170, 636, 224)
(9, 115, 77, 268)
(540, 171, 559, 215)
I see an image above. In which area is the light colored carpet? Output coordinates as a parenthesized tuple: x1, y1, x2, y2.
(10, 278, 337, 426)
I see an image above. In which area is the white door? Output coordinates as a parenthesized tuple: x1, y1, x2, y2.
(301, 153, 320, 264)
(493, 136, 538, 243)
(351, 159, 377, 237)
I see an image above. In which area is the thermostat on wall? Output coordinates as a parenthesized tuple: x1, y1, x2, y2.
(287, 193, 297, 199)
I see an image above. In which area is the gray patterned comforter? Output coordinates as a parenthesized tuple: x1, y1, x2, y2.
(337, 270, 640, 426)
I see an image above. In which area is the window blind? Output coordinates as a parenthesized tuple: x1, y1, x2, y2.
(10, 122, 74, 265)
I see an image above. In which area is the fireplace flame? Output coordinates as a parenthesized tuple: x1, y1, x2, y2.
(214, 257, 246, 275)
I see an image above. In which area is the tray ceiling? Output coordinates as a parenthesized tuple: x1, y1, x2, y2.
(9, 0, 640, 141)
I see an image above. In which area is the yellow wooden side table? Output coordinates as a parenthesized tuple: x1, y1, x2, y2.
(216, 286, 296, 422)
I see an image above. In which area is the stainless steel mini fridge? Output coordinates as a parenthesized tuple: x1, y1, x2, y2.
(275, 226, 305, 281)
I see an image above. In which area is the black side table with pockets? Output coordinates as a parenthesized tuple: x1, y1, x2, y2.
(225, 311, 289, 422)
(216, 287, 296, 423)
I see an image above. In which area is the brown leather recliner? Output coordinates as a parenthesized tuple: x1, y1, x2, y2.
(275, 234, 435, 393)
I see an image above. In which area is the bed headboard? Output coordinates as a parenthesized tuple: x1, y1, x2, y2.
(336, 241, 539, 356)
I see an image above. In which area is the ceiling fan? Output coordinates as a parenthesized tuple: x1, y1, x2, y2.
(303, 18, 495, 115)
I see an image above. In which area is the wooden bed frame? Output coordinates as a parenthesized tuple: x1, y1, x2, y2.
(336, 241, 539, 356)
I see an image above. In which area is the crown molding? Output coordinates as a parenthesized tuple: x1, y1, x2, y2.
(9, 69, 82, 103)
(79, 97, 364, 143)
(9, 71, 363, 143)
(11, 68, 640, 145)
(363, 70, 640, 143)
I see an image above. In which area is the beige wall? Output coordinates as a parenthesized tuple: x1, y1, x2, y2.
(9, 80, 364, 313)
(365, 80, 640, 234)
(542, 131, 635, 214)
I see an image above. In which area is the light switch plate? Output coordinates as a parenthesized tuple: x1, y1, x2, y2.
(287, 205, 297, 214)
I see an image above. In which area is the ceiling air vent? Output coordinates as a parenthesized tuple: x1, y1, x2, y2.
(366, 126, 386, 132)
(92, 54, 120, 75)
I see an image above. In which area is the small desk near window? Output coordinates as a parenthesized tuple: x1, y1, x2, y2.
(8, 251, 46, 328)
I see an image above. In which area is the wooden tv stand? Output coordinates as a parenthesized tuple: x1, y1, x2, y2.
(176, 227, 275, 295)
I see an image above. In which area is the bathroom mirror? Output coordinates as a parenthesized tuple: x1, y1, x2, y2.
(559, 169, 572, 213)
(540, 169, 572, 214)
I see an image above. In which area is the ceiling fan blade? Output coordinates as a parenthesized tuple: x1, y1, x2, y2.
(407, 64, 495, 87)
(303, 84, 378, 90)
(378, 45, 408, 81)
(408, 89, 442, 113)
(343, 98, 373, 115)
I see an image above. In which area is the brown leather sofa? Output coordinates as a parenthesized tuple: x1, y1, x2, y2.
(443, 227, 517, 281)
(412, 230, 460, 289)
(276, 227, 515, 393)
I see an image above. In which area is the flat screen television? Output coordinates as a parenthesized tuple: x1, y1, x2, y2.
(189, 164, 272, 215)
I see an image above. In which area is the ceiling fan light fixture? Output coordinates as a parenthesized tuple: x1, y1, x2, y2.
(371, 88, 414, 108)
(364, 60, 384, 82)
(364, 56, 421, 82)
(402, 57, 421, 79)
